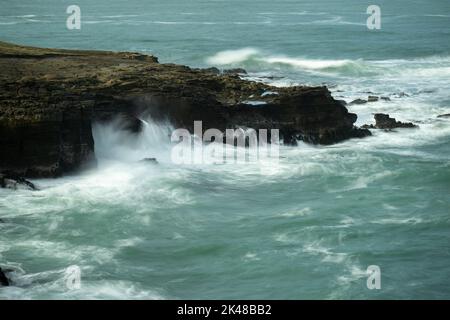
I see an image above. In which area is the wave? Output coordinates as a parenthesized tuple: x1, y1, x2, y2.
(100, 15, 140, 18)
(206, 48, 450, 78)
(257, 11, 328, 16)
(206, 48, 370, 75)
(92, 116, 173, 164)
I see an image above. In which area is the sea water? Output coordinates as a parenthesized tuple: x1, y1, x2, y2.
(0, 0, 449, 299)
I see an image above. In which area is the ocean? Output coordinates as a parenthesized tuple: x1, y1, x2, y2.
(0, 0, 449, 299)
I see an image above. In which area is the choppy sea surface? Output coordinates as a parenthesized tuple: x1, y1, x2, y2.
(1, 0, 449, 299)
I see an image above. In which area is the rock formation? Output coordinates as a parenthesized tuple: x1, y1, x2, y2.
(362, 113, 417, 130)
(0, 267, 9, 287)
(0, 41, 370, 177)
(0, 171, 38, 190)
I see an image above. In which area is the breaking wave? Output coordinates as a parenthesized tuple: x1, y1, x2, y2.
(206, 48, 450, 77)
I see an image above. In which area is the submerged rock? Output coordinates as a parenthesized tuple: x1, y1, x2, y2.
(0, 172, 37, 190)
(139, 158, 158, 164)
(0, 41, 370, 177)
(349, 98, 367, 105)
(223, 68, 247, 75)
(368, 95, 379, 102)
(0, 267, 9, 287)
(396, 92, 409, 98)
(362, 113, 418, 130)
(437, 113, 450, 118)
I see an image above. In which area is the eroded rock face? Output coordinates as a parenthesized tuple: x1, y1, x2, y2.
(0, 41, 370, 177)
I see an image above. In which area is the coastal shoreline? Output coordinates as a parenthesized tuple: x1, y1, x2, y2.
(0, 41, 370, 178)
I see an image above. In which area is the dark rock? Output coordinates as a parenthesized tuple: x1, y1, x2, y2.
(0, 267, 9, 286)
(380, 96, 391, 101)
(373, 113, 417, 129)
(437, 113, 450, 118)
(0, 42, 371, 177)
(202, 67, 220, 75)
(263, 76, 284, 80)
(139, 158, 158, 164)
(351, 127, 372, 138)
(368, 96, 379, 102)
(0, 171, 38, 190)
(223, 68, 247, 75)
(349, 99, 367, 105)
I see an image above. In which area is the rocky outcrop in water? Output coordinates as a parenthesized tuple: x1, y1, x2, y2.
(0, 267, 9, 286)
(0, 41, 370, 177)
(362, 113, 418, 130)
(0, 171, 38, 190)
(349, 95, 390, 105)
(223, 68, 247, 75)
(139, 158, 158, 164)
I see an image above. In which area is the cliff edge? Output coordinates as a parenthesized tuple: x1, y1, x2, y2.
(0, 41, 370, 177)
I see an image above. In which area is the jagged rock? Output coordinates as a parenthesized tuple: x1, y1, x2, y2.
(380, 96, 391, 101)
(349, 99, 367, 105)
(350, 96, 380, 105)
(362, 114, 417, 130)
(437, 113, 450, 118)
(0, 41, 370, 177)
(0, 267, 9, 287)
(0, 172, 38, 190)
(223, 68, 247, 75)
(374, 113, 417, 129)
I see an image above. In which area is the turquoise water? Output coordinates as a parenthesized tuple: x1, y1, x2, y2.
(1, 0, 450, 299)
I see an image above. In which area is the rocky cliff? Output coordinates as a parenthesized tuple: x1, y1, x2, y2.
(0, 41, 370, 177)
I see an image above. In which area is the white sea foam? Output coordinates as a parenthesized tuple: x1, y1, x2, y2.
(264, 56, 353, 70)
(0, 278, 166, 300)
(92, 116, 173, 164)
(371, 217, 424, 225)
(302, 241, 348, 264)
(243, 252, 260, 262)
(336, 265, 367, 285)
(278, 207, 312, 218)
